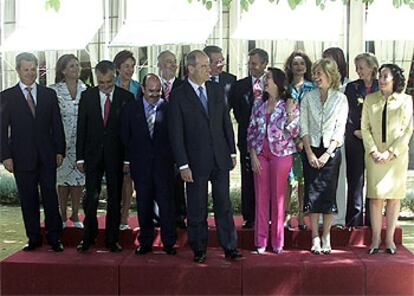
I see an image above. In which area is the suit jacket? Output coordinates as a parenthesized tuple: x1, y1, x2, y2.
(168, 80, 236, 177)
(345, 79, 379, 136)
(0, 84, 65, 171)
(120, 97, 174, 183)
(162, 77, 183, 100)
(76, 86, 134, 170)
(228, 76, 254, 152)
(218, 71, 236, 105)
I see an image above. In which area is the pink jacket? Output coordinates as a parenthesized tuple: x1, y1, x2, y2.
(247, 100, 299, 157)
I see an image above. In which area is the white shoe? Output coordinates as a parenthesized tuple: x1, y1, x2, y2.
(311, 237, 321, 254)
(272, 247, 283, 254)
(119, 224, 130, 231)
(256, 247, 266, 254)
(321, 236, 332, 254)
(62, 221, 67, 229)
(72, 221, 84, 229)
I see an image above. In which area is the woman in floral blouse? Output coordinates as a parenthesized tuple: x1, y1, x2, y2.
(247, 67, 299, 254)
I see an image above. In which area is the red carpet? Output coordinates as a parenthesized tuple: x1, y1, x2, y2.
(56, 215, 403, 249)
(1, 215, 412, 295)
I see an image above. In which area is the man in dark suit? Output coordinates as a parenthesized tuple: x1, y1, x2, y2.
(229, 48, 268, 229)
(157, 50, 187, 229)
(0, 52, 65, 252)
(120, 74, 177, 255)
(76, 60, 134, 252)
(169, 50, 242, 263)
(203, 45, 236, 106)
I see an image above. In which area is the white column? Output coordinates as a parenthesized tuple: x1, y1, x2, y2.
(104, 0, 110, 59)
(348, 0, 364, 80)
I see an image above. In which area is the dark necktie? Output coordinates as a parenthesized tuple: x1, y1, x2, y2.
(198, 86, 208, 114)
(382, 99, 388, 143)
(210, 76, 217, 83)
(103, 94, 111, 127)
(25, 87, 36, 117)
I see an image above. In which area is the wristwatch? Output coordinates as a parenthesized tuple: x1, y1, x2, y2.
(326, 150, 335, 158)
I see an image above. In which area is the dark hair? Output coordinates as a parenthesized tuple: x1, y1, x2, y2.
(15, 52, 38, 69)
(263, 67, 289, 102)
(379, 64, 406, 93)
(55, 54, 79, 83)
(248, 48, 269, 65)
(322, 47, 347, 84)
(113, 50, 136, 74)
(142, 73, 161, 88)
(95, 60, 116, 75)
(203, 45, 222, 60)
(284, 50, 313, 83)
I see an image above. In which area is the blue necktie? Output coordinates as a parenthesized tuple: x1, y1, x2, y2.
(198, 86, 208, 114)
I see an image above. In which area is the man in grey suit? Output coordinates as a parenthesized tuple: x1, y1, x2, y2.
(168, 50, 242, 263)
(203, 45, 236, 106)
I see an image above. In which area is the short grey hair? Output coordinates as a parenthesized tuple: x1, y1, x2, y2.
(15, 52, 38, 69)
(157, 50, 175, 63)
(185, 50, 206, 69)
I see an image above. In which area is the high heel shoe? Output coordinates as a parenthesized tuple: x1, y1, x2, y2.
(368, 247, 380, 255)
(385, 247, 397, 255)
(321, 236, 332, 254)
(311, 237, 321, 254)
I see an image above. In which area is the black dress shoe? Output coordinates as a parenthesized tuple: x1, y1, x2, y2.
(163, 246, 177, 255)
(22, 241, 42, 251)
(106, 242, 123, 253)
(368, 247, 380, 255)
(242, 220, 254, 229)
(135, 245, 152, 255)
(176, 219, 187, 229)
(193, 251, 206, 263)
(51, 241, 64, 252)
(77, 240, 91, 252)
(224, 249, 243, 260)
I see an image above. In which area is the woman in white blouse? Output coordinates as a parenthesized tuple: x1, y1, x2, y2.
(300, 58, 348, 254)
(50, 54, 87, 229)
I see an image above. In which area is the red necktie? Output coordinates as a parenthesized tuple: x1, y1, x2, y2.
(253, 78, 263, 100)
(25, 87, 36, 117)
(103, 94, 111, 126)
(164, 81, 171, 101)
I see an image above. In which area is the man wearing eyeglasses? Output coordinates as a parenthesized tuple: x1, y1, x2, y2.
(203, 45, 236, 106)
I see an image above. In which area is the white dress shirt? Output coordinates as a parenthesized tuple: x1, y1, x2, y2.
(19, 81, 37, 104)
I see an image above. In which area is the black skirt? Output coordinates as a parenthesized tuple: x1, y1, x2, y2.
(301, 146, 341, 214)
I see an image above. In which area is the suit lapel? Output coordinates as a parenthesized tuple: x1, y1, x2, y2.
(92, 88, 105, 128)
(14, 84, 34, 118)
(137, 97, 153, 140)
(184, 81, 209, 119)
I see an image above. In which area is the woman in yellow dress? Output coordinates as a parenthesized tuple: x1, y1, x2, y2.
(361, 64, 413, 255)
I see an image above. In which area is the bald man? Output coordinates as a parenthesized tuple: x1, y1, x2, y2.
(120, 73, 177, 255)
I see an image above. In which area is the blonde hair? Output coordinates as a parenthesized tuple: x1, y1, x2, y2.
(354, 53, 379, 80)
(312, 58, 341, 90)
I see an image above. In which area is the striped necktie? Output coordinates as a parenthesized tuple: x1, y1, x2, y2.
(147, 104, 156, 138)
(164, 81, 171, 101)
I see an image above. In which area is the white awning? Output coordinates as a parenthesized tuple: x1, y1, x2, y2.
(232, 0, 344, 41)
(365, 2, 414, 40)
(110, 0, 218, 47)
(0, 0, 103, 52)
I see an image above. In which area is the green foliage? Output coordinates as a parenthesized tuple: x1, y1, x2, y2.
(0, 173, 18, 203)
(45, 0, 60, 12)
(189, 0, 414, 10)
